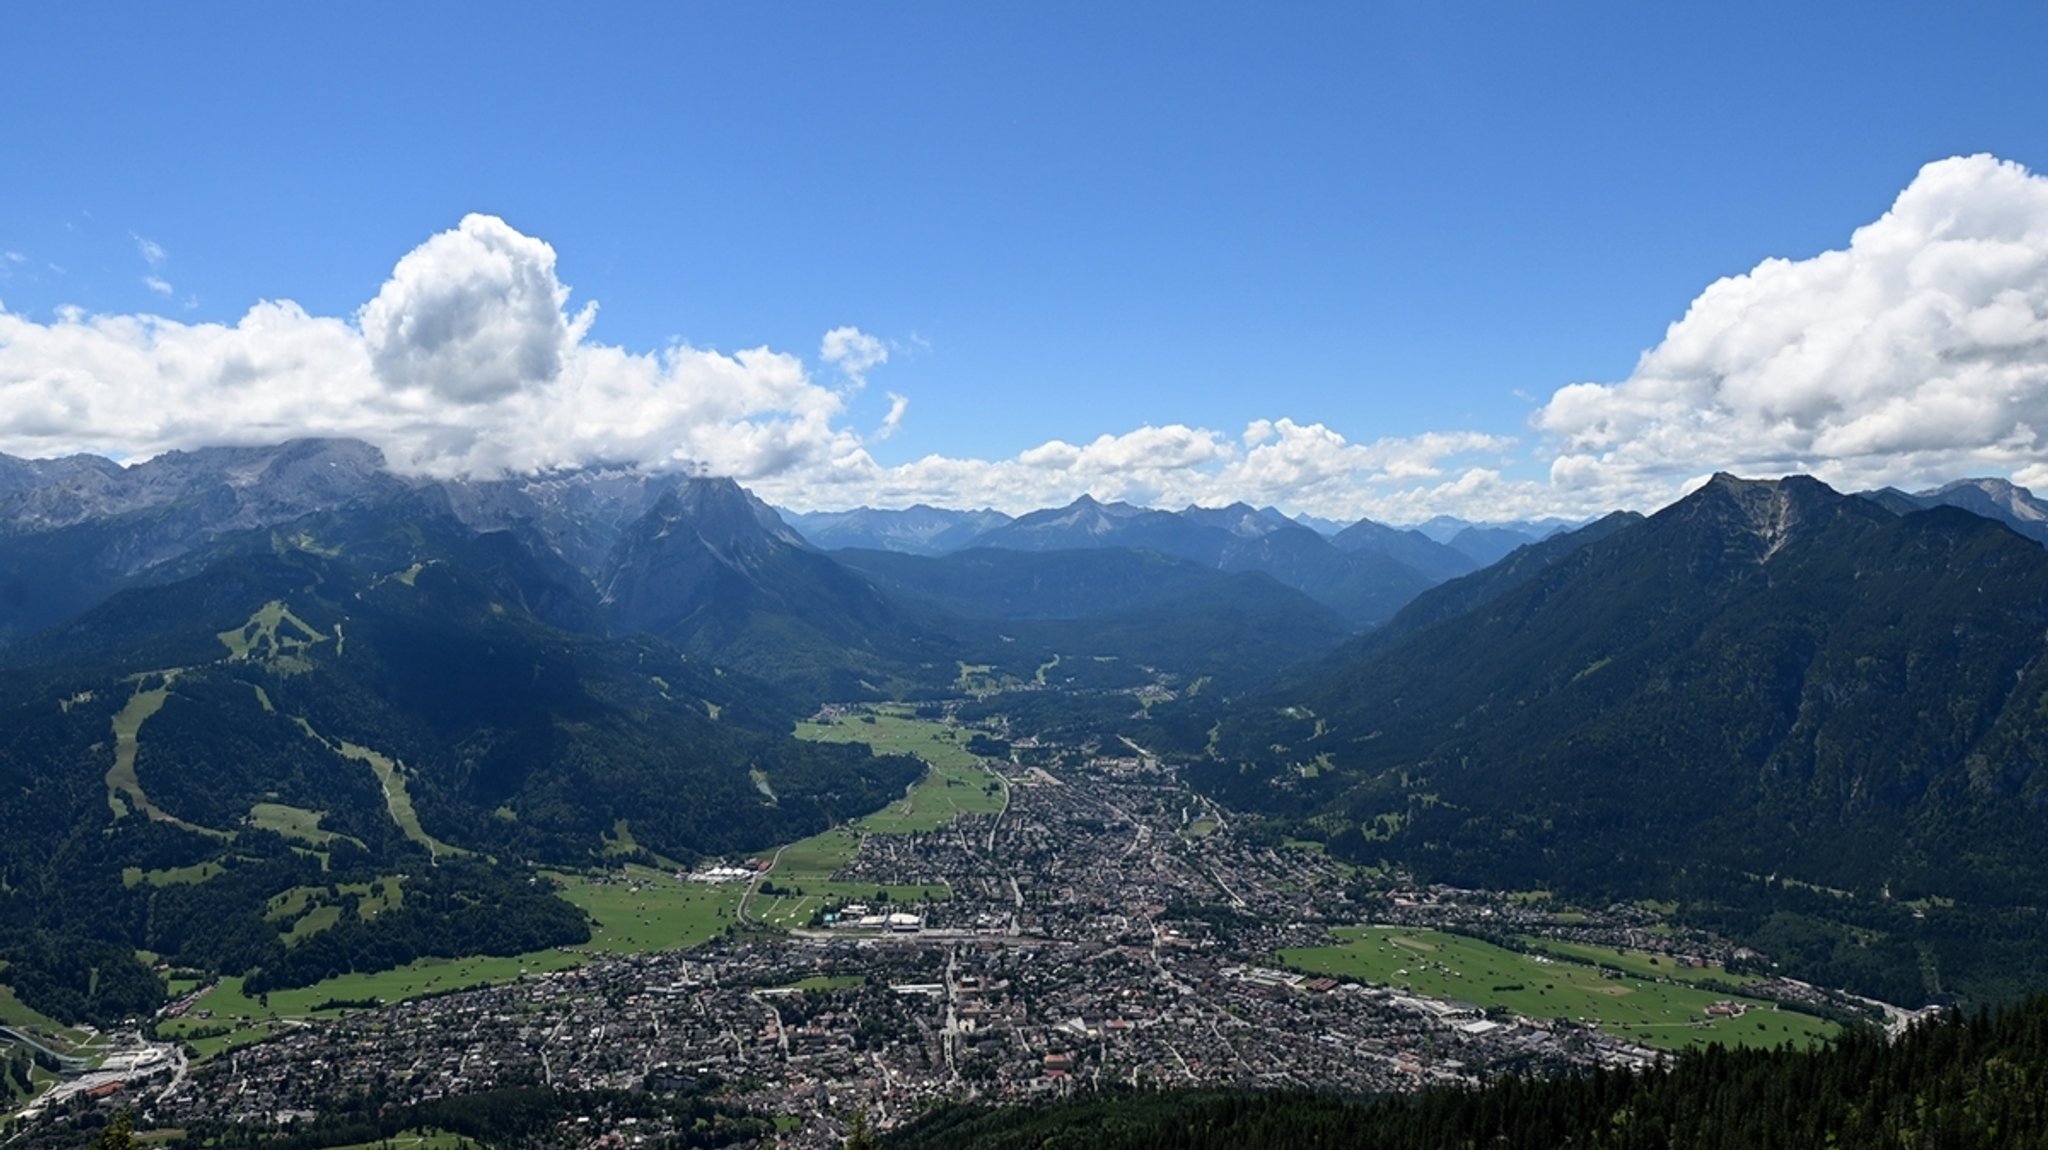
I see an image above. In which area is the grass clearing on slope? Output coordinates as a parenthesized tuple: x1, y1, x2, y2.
(216, 600, 327, 668)
(289, 715, 466, 859)
(247, 802, 362, 849)
(0, 980, 82, 1045)
(1276, 926, 1836, 1052)
(105, 672, 229, 838)
(122, 861, 225, 887)
(281, 905, 342, 946)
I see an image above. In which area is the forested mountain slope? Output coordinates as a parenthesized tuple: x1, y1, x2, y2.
(1195, 474, 2048, 1003)
(0, 508, 919, 1023)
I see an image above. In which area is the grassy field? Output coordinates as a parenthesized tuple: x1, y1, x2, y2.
(105, 679, 171, 820)
(264, 878, 404, 943)
(248, 802, 361, 849)
(122, 861, 225, 887)
(287, 714, 466, 860)
(796, 708, 1005, 834)
(1276, 926, 1837, 1052)
(104, 673, 229, 839)
(163, 949, 591, 1059)
(324, 1131, 472, 1150)
(168, 867, 748, 1060)
(549, 865, 744, 953)
(954, 662, 1013, 694)
(769, 974, 866, 993)
(0, 979, 85, 1046)
(281, 905, 342, 945)
(216, 599, 328, 666)
(331, 735, 466, 859)
(1520, 937, 1767, 987)
(751, 709, 997, 927)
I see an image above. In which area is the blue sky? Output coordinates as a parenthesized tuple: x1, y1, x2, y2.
(3, 3, 2047, 520)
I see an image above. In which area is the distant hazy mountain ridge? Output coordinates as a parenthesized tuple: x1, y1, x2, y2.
(778, 504, 1014, 554)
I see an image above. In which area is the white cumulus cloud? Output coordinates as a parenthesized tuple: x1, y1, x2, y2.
(9, 157, 2048, 526)
(820, 325, 888, 387)
(358, 214, 585, 405)
(1533, 153, 2048, 509)
(0, 214, 861, 480)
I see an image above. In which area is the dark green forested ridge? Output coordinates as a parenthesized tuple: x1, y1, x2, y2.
(0, 505, 922, 1024)
(1181, 475, 2048, 1005)
(885, 994, 2048, 1149)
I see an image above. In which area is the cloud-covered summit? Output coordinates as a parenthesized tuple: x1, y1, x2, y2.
(5, 154, 2048, 521)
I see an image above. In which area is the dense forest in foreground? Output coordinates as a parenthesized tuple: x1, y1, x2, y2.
(885, 996, 2048, 1149)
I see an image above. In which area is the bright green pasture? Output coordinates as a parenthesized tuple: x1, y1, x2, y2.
(772, 974, 865, 992)
(549, 865, 743, 954)
(796, 709, 1004, 833)
(248, 802, 361, 849)
(282, 905, 342, 946)
(797, 707, 980, 768)
(1277, 926, 1836, 1052)
(752, 709, 993, 924)
(0, 979, 81, 1044)
(165, 950, 590, 1059)
(263, 878, 405, 948)
(322, 1130, 473, 1150)
(750, 825, 946, 929)
(168, 868, 742, 1060)
(1521, 937, 1766, 987)
(122, 861, 224, 887)
(779, 827, 862, 874)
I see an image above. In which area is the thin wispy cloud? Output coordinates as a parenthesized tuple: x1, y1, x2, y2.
(820, 326, 888, 388)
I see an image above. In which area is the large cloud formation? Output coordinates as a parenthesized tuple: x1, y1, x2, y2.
(0, 212, 1521, 517)
(1536, 153, 2048, 507)
(4, 155, 2048, 521)
(359, 214, 581, 405)
(0, 214, 863, 480)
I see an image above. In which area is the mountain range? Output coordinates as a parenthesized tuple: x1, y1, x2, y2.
(773, 498, 1589, 616)
(0, 438, 1455, 1023)
(9, 438, 2048, 1020)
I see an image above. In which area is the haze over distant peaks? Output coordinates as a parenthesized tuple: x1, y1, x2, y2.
(777, 504, 1014, 555)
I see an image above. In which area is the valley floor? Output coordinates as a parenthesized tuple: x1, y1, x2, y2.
(11, 703, 1918, 1149)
